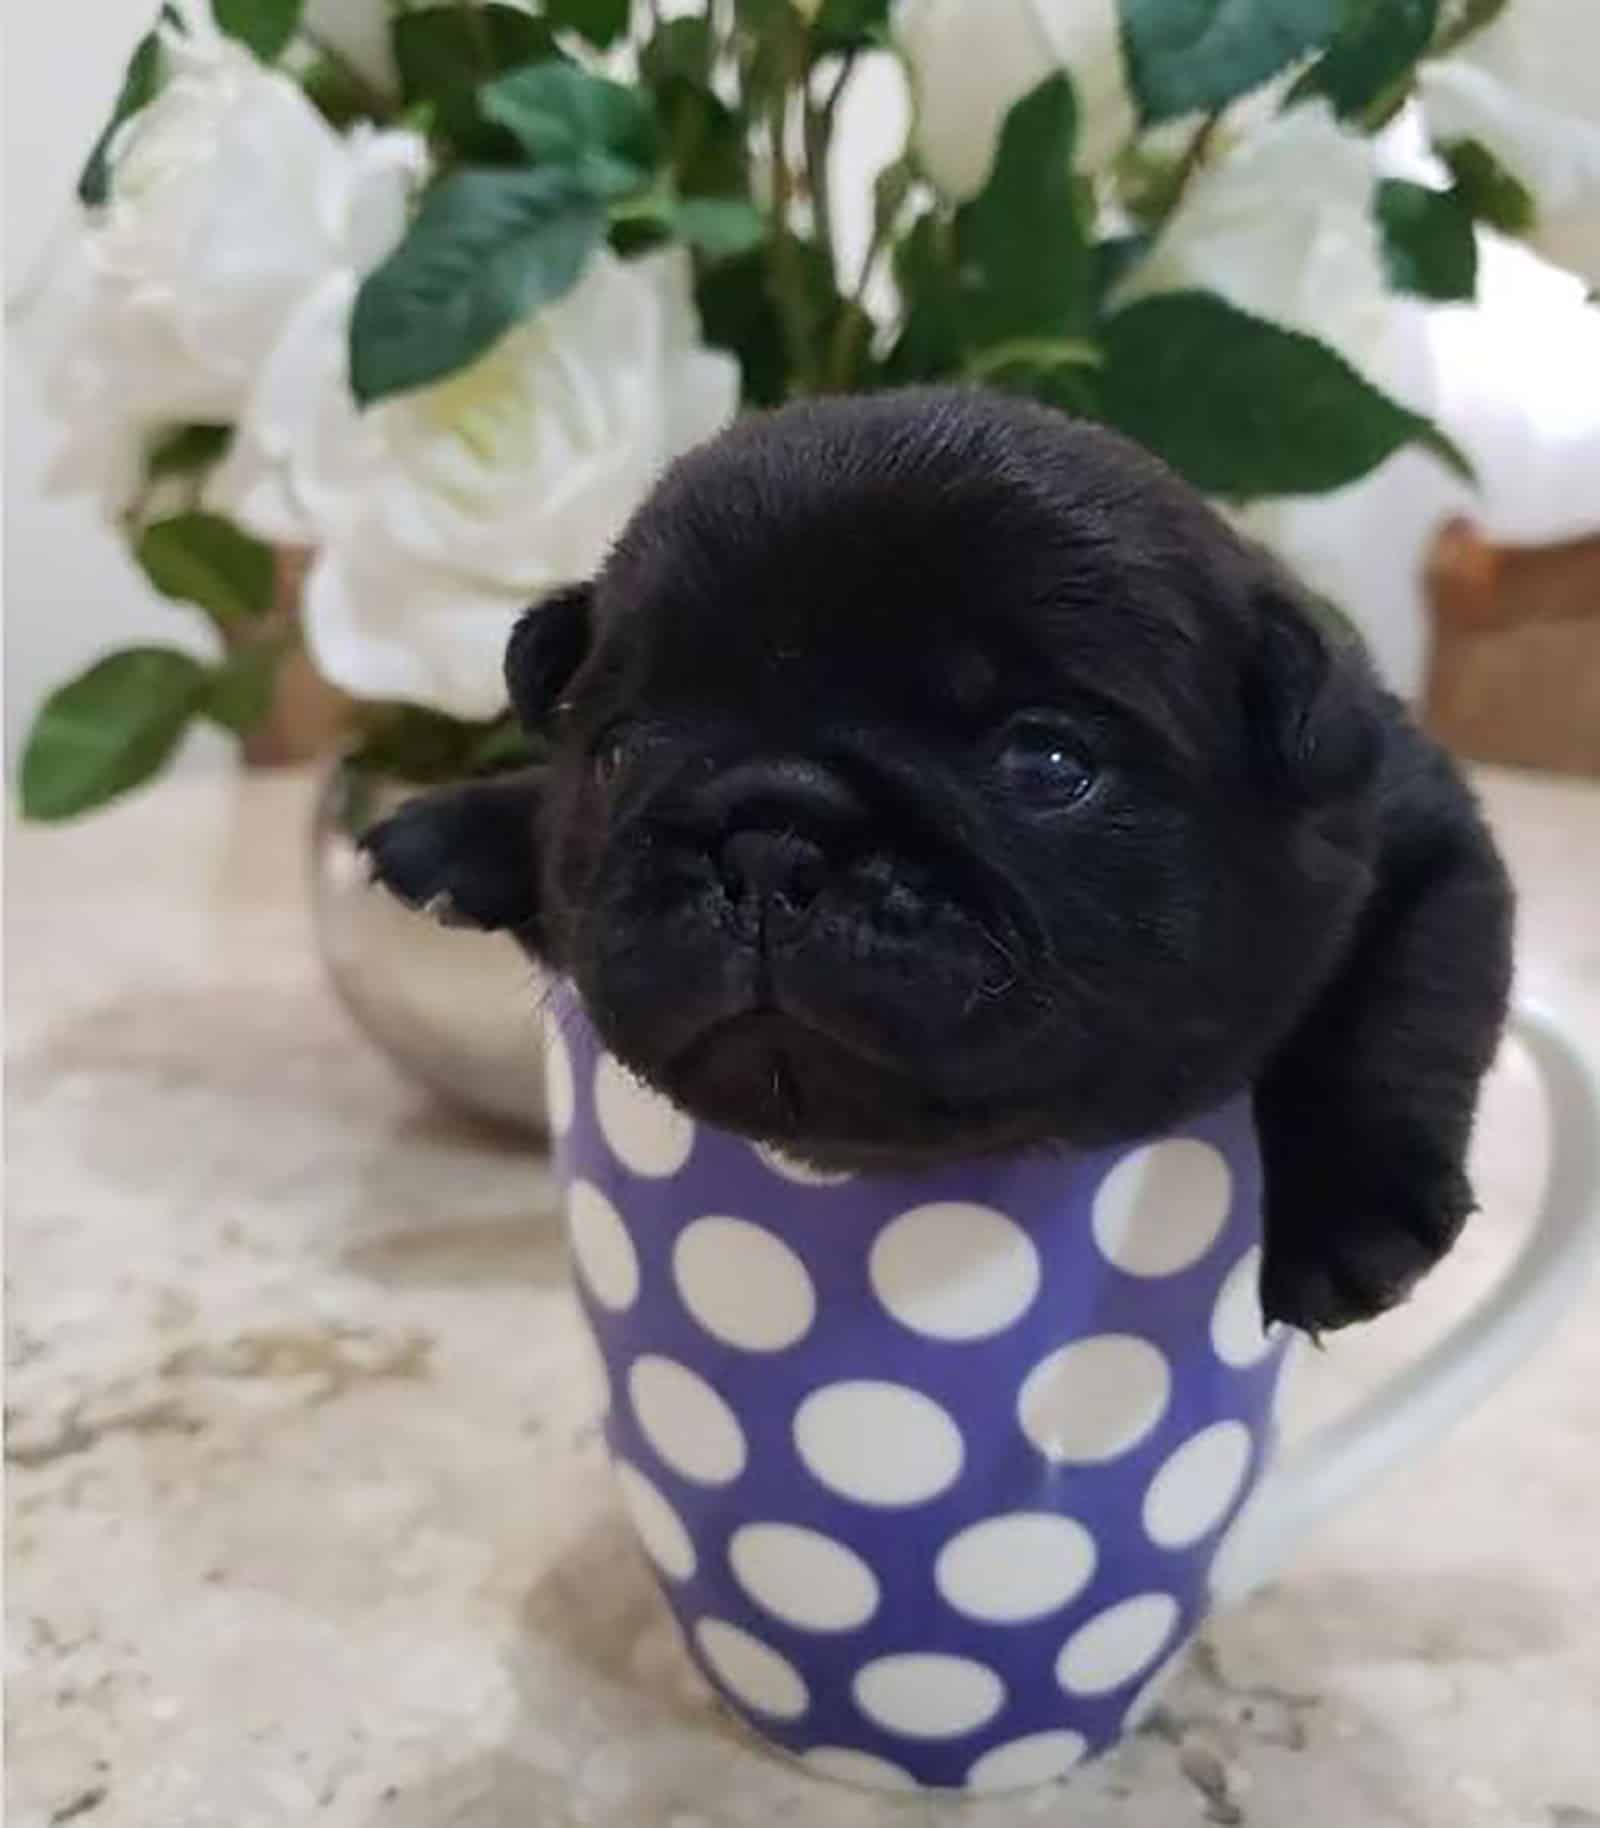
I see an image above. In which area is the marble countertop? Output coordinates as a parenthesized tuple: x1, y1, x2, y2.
(6, 767, 1599, 1828)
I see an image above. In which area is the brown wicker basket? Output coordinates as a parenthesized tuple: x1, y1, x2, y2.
(1423, 519, 1600, 777)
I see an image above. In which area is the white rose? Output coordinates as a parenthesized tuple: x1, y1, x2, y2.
(215, 249, 739, 718)
(1420, 0, 1600, 286)
(1115, 101, 1453, 695)
(47, 27, 424, 510)
(1116, 101, 1425, 399)
(1239, 233, 1600, 699)
(897, 0, 1135, 200)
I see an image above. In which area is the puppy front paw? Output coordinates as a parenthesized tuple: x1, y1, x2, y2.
(359, 777, 542, 935)
(362, 800, 485, 926)
(1260, 1163, 1474, 1334)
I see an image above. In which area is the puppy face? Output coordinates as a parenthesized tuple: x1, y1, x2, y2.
(511, 392, 1383, 1170)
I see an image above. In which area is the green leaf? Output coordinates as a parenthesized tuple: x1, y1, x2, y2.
(732, 0, 793, 27)
(956, 75, 1095, 348)
(1291, 0, 1436, 120)
(1376, 179, 1478, 300)
(695, 239, 846, 406)
(607, 213, 674, 259)
(350, 168, 605, 403)
(696, 251, 788, 407)
(872, 158, 915, 243)
(212, 0, 303, 61)
(1098, 290, 1472, 495)
(544, 0, 630, 47)
(481, 63, 658, 200)
(965, 338, 1104, 385)
(641, 16, 714, 87)
(883, 211, 967, 385)
(135, 513, 276, 627)
(607, 191, 764, 260)
(964, 333, 1105, 418)
(1440, 136, 1536, 234)
(1094, 232, 1153, 306)
(813, 0, 892, 51)
(300, 52, 378, 129)
(1120, 0, 1341, 121)
(144, 423, 233, 482)
(393, 4, 558, 151)
(78, 10, 175, 206)
(671, 197, 767, 258)
(20, 648, 205, 821)
(349, 704, 535, 786)
(653, 75, 747, 199)
(464, 716, 535, 775)
(202, 642, 283, 735)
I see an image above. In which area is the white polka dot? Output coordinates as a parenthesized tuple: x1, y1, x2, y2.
(568, 1180, 639, 1312)
(613, 1459, 696, 1581)
(1056, 1593, 1179, 1697)
(935, 1512, 1097, 1623)
(1018, 1335, 1171, 1464)
(694, 1618, 808, 1720)
(800, 1747, 917, 1791)
(729, 1523, 879, 1631)
(869, 1202, 1041, 1341)
(595, 1053, 695, 1178)
(628, 1355, 747, 1486)
(794, 1381, 963, 1506)
(543, 1016, 575, 1137)
(1143, 1421, 1253, 1548)
(1211, 1245, 1279, 1367)
(1092, 1139, 1231, 1276)
(853, 1652, 1005, 1739)
(673, 1217, 815, 1351)
(967, 1730, 1088, 1792)
(754, 1143, 852, 1186)
(1124, 1648, 1187, 1730)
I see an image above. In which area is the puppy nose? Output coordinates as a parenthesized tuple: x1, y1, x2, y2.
(719, 830, 827, 922)
(694, 757, 866, 839)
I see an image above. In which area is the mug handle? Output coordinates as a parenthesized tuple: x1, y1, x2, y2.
(1211, 1000, 1600, 1601)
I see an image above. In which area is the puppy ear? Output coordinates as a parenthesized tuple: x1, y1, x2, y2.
(1244, 582, 1383, 806)
(361, 769, 547, 947)
(506, 583, 592, 733)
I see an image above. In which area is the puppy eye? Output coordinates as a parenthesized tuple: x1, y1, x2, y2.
(995, 715, 1097, 807)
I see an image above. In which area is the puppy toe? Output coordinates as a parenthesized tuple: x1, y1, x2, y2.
(1260, 1154, 1477, 1335)
(360, 796, 533, 932)
(1261, 1251, 1387, 1335)
(361, 803, 459, 913)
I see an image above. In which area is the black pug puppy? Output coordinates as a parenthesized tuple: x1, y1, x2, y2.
(366, 388, 1514, 1334)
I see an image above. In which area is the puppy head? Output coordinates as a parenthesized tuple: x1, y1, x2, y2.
(381, 390, 1383, 1168)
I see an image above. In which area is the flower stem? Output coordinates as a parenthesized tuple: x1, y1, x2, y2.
(804, 50, 856, 292)
(767, 87, 815, 392)
(1164, 111, 1223, 221)
(803, 94, 834, 288)
(824, 158, 908, 392)
(299, 27, 396, 121)
(758, 9, 824, 396)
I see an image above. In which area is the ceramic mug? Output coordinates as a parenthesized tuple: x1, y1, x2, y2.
(547, 990, 1600, 1795)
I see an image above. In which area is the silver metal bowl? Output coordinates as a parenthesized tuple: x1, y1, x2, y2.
(311, 762, 548, 1136)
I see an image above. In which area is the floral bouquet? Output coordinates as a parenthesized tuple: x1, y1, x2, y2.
(20, 0, 1597, 822)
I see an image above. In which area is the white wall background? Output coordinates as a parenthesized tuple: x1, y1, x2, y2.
(5, 0, 227, 773)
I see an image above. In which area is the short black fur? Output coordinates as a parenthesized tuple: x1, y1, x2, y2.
(365, 389, 1514, 1333)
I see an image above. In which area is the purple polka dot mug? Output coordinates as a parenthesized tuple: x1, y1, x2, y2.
(547, 989, 1600, 1795)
